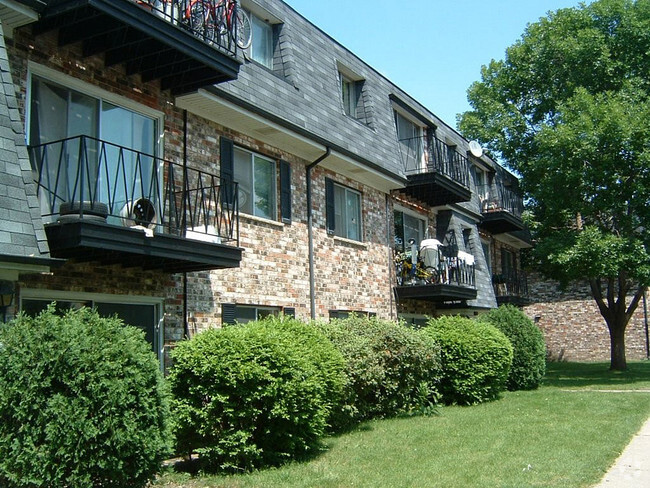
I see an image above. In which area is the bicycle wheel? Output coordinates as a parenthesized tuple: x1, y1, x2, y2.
(185, 0, 210, 40)
(233, 7, 252, 49)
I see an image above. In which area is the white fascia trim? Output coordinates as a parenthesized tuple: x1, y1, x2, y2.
(195, 88, 325, 153)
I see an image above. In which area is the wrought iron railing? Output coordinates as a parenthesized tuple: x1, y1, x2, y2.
(132, 0, 241, 55)
(398, 135, 470, 188)
(29, 135, 239, 245)
(395, 247, 476, 289)
(493, 271, 529, 299)
(479, 183, 524, 219)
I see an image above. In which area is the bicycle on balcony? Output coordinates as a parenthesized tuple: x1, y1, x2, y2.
(185, 0, 252, 49)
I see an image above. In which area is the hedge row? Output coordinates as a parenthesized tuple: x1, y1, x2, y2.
(0, 306, 546, 484)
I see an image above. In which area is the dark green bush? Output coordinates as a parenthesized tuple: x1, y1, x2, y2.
(319, 315, 441, 428)
(169, 315, 346, 473)
(480, 305, 546, 390)
(423, 315, 513, 405)
(0, 305, 171, 488)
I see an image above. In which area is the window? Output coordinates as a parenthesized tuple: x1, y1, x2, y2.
(502, 249, 516, 277)
(395, 111, 423, 169)
(20, 291, 163, 364)
(394, 209, 426, 252)
(329, 310, 376, 320)
(234, 147, 277, 220)
(221, 304, 294, 325)
(326, 179, 362, 241)
(340, 73, 358, 117)
(249, 12, 274, 69)
(28, 73, 159, 218)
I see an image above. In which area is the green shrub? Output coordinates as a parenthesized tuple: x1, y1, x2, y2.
(319, 315, 441, 428)
(423, 316, 513, 405)
(0, 305, 171, 488)
(169, 315, 346, 473)
(480, 305, 546, 390)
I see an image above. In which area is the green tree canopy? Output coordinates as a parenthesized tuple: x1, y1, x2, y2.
(458, 0, 650, 370)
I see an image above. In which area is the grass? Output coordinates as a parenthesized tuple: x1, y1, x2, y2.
(154, 362, 650, 488)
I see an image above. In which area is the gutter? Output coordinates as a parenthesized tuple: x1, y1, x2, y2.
(306, 147, 331, 320)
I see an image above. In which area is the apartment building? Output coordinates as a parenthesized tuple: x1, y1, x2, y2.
(0, 0, 530, 366)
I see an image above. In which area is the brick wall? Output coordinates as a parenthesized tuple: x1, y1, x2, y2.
(524, 273, 649, 362)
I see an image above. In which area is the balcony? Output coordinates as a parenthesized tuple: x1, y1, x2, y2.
(22, 0, 242, 95)
(29, 135, 242, 273)
(394, 242, 477, 303)
(398, 136, 472, 207)
(478, 184, 525, 234)
(493, 272, 529, 306)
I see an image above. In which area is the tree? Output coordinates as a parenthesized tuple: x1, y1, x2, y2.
(458, 0, 650, 370)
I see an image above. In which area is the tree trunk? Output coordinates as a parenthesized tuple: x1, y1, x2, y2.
(607, 316, 627, 371)
(589, 279, 645, 372)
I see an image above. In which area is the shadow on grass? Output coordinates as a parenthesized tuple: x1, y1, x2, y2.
(544, 361, 650, 389)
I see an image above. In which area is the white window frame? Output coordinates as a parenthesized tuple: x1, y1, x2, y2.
(19, 289, 165, 369)
(234, 146, 278, 220)
(248, 11, 274, 69)
(26, 63, 164, 146)
(340, 73, 357, 117)
(332, 181, 363, 241)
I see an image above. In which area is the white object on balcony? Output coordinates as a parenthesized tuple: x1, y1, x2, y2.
(186, 225, 221, 244)
(457, 250, 475, 266)
(420, 239, 442, 268)
(120, 198, 158, 230)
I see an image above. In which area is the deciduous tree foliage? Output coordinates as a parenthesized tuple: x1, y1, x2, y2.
(458, 0, 650, 370)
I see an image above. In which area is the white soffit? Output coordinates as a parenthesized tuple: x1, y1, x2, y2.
(0, 0, 38, 37)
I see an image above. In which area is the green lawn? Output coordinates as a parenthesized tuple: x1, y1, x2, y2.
(154, 362, 650, 488)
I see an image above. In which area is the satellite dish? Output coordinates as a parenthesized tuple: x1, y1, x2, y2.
(469, 140, 483, 158)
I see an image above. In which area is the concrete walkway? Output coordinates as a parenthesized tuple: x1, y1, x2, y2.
(593, 417, 650, 487)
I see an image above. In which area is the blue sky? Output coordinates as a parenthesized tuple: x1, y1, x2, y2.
(283, 0, 586, 129)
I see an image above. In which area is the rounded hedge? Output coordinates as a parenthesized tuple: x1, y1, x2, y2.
(0, 305, 171, 488)
(169, 315, 346, 473)
(480, 305, 546, 391)
(423, 315, 513, 405)
(319, 315, 441, 428)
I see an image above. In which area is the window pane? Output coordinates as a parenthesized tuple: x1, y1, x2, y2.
(234, 148, 253, 215)
(251, 15, 273, 69)
(394, 211, 404, 251)
(253, 155, 276, 219)
(341, 76, 354, 116)
(403, 213, 423, 247)
(333, 184, 345, 237)
(345, 189, 361, 240)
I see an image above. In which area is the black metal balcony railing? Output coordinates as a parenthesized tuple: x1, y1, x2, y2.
(479, 184, 524, 219)
(133, 0, 241, 55)
(395, 248, 476, 289)
(398, 135, 470, 189)
(29, 135, 239, 245)
(493, 271, 529, 300)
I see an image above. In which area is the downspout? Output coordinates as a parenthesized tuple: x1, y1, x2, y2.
(307, 147, 331, 320)
(386, 194, 396, 320)
(183, 110, 189, 339)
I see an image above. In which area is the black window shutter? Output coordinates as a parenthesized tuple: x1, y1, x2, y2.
(283, 307, 296, 318)
(222, 303, 236, 325)
(220, 137, 235, 206)
(325, 178, 335, 234)
(280, 160, 292, 224)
